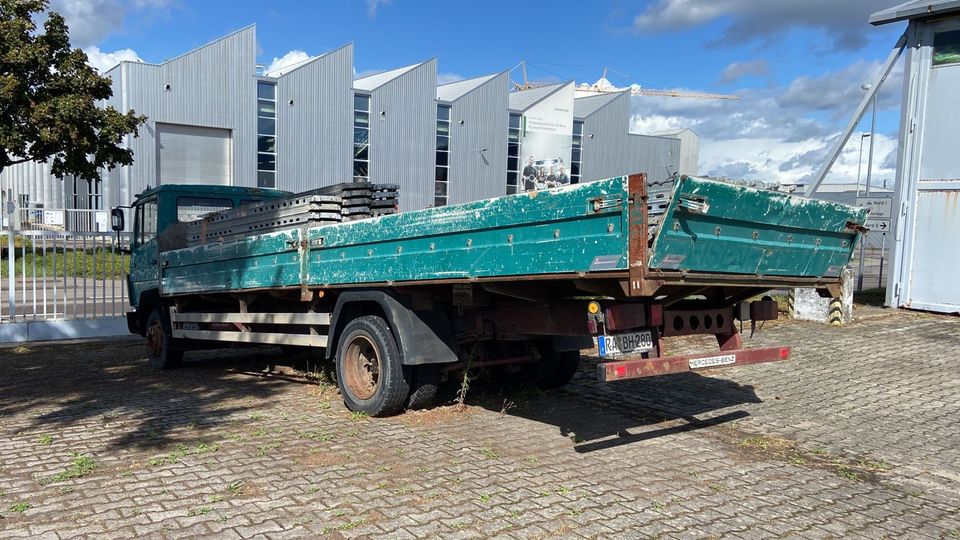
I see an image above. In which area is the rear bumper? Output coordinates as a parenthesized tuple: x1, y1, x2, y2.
(598, 346, 790, 382)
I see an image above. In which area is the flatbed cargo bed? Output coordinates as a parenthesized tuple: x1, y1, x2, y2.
(158, 174, 867, 298)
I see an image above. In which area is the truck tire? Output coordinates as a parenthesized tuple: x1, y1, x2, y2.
(536, 346, 580, 390)
(335, 315, 410, 417)
(146, 308, 184, 370)
(406, 365, 440, 410)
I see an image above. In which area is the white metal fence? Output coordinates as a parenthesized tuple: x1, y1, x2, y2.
(1, 230, 131, 324)
(1, 208, 112, 233)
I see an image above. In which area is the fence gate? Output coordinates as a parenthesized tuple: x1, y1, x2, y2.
(1, 230, 132, 342)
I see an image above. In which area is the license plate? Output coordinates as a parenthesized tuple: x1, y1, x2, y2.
(598, 330, 653, 358)
(688, 354, 736, 369)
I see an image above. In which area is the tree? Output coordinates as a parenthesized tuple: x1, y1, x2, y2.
(0, 0, 145, 181)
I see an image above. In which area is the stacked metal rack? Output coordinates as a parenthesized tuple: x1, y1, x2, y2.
(182, 193, 343, 247)
(174, 182, 402, 248)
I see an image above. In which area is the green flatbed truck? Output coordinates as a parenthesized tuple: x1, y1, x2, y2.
(114, 173, 868, 416)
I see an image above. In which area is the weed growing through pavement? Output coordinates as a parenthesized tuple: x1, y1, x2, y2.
(479, 447, 499, 459)
(147, 441, 219, 467)
(46, 453, 96, 484)
(349, 411, 368, 422)
(321, 520, 363, 534)
(8, 502, 30, 513)
(187, 506, 212, 516)
(226, 481, 243, 496)
(650, 501, 666, 512)
(37, 434, 53, 446)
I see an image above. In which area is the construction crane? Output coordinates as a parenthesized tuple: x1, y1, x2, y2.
(510, 62, 740, 100)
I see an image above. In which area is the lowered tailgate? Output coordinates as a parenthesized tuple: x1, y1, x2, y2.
(648, 176, 868, 279)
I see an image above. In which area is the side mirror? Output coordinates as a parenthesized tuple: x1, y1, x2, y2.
(111, 208, 125, 232)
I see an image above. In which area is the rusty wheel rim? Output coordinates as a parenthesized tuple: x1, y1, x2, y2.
(343, 334, 381, 401)
(146, 321, 164, 357)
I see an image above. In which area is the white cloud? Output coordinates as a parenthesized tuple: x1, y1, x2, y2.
(51, 0, 172, 48)
(437, 72, 464, 85)
(366, 0, 391, 18)
(264, 50, 313, 77)
(83, 45, 142, 73)
(719, 60, 768, 84)
(630, 57, 901, 187)
(633, 0, 894, 51)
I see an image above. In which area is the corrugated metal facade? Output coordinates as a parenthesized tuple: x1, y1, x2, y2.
(277, 44, 354, 192)
(444, 72, 509, 204)
(577, 92, 680, 185)
(1, 25, 687, 221)
(109, 26, 258, 206)
(362, 59, 438, 211)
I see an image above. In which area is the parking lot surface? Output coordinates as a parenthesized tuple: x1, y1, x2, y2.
(1, 308, 958, 538)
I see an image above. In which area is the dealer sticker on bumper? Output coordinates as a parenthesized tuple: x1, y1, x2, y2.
(688, 354, 736, 369)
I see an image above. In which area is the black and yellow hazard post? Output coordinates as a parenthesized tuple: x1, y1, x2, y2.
(828, 298, 843, 326)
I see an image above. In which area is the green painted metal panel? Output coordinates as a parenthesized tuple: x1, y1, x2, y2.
(157, 175, 868, 296)
(648, 176, 868, 277)
(160, 178, 630, 294)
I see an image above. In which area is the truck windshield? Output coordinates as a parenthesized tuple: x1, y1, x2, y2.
(177, 197, 233, 222)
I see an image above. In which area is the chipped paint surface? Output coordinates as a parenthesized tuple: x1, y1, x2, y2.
(160, 178, 629, 294)
(157, 175, 868, 296)
(648, 176, 868, 277)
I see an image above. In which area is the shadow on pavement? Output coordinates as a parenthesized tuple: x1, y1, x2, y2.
(466, 355, 762, 454)
(0, 340, 325, 451)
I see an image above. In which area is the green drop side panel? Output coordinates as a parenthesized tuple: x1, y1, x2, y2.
(160, 178, 631, 295)
(647, 176, 869, 278)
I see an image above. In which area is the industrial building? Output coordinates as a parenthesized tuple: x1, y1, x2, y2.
(0, 25, 696, 227)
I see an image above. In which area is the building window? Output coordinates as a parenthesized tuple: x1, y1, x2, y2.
(933, 29, 960, 66)
(435, 104, 451, 206)
(506, 112, 521, 194)
(570, 120, 583, 184)
(257, 81, 277, 188)
(353, 93, 371, 181)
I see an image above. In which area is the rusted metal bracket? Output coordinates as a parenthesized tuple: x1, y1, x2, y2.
(626, 173, 661, 297)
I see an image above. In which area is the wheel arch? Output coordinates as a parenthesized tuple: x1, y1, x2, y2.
(326, 290, 457, 366)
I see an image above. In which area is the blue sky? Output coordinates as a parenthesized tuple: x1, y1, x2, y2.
(57, 0, 908, 187)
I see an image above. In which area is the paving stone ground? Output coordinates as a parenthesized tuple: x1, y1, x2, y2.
(0, 307, 958, 539)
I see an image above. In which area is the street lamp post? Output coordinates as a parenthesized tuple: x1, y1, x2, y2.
(862, 83, 877, 196)
(857, 132, 871, 197)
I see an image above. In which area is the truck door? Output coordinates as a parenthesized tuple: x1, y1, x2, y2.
(129, 196, 160, 307)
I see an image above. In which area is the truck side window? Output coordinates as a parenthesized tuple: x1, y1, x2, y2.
(139, 199, 158, 245)
(177, 197, 233, 222)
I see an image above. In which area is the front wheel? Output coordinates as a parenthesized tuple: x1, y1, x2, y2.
(146, 308, 184, 370)
(335, 315, 410, 417)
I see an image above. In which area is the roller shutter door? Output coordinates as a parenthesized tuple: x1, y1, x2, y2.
(157, 123, 232, 185)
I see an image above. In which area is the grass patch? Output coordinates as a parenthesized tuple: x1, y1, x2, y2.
(8, 502, 30, 513)
(46, 453, 96, 484)
(0, 249, 129, 279)
(321, 520, 363, 534)
(479, 447, 500, 460)
(147, 441, 219, 467)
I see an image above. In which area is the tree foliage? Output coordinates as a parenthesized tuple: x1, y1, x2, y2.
(0, 0, 145, 180)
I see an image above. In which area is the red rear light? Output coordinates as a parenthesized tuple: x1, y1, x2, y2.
(649, 304, 663, 327)
(779, 347, 790, 359)
(615, 366, 627, 378)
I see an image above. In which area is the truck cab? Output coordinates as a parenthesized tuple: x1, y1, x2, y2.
(116, 185, 288, 335)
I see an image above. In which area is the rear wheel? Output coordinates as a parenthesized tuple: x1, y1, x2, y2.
(335, 316, 409, 417)
(146, 308, 183, 370)
(406, 365, 440, 410)
(536, 347, 580, 389)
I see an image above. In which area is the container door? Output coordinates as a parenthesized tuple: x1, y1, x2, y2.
(897, 21, 960, 312)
